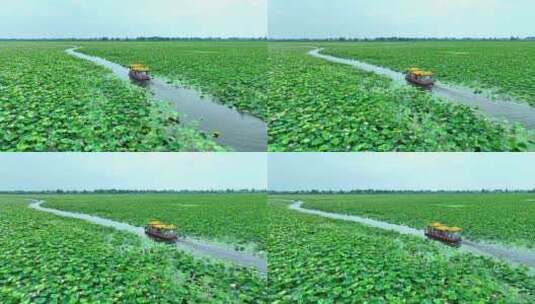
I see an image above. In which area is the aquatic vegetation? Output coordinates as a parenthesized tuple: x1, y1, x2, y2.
(0, 42, 223, 152)
(296, 193, 535, 248)
(269, 199, 535, 303)
(0, 196, 266, 303)
(3, 41, 531, 152)
(79, 41, 268, 119)
(322, 41, 535, 106)
(268, 44, 529, 152)
(41, 193, 267, 251)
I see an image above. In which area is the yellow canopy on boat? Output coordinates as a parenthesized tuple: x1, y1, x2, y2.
(130, 64, 150, 72)
(428, 222, 462, 232)
(407, 67, 433, 77)
(152, 224, 177, 230)
(148, 220, 176, 230)
(448, 226, 463, 232)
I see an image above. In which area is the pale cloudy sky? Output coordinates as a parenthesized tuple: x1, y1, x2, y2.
(0, 0, 266, 38)
(269, 153, 535, 191)
(269, 0, 535, 39)
(0, 153, 267, 191)
(3, 1, 532, 39)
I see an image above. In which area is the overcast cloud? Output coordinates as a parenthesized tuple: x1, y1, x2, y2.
(269, 0, 535, 39)
(0, 0, 266, 39)
(0, 153, 266, 191)
(269, 153, 535, 191)
(3, 1, 531, 39)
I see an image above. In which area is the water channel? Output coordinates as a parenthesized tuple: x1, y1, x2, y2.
(309, 48, 535, 129)
(290, 201, 535, 269)
(67, 48, 267, 152)
(30, 200, 267, 274)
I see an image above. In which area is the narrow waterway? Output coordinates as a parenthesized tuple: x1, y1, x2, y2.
(66, 48, 267, 152)
(309, 49, 535, 129)
(30, 200, 267, 274)
(289, 201, 535, 269)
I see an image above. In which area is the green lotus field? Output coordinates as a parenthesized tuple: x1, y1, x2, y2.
(41, 193, 267, 251)
(268, 43, 532, 152)
(269, 197, 535, 303)
(0, 42, 225, 152)
(296, 193, 535, 248)
(0, 194, 267, 303)
(321, 41, 535, 106)
(78, 41, 268, 120)
(2, 41, 534, 152)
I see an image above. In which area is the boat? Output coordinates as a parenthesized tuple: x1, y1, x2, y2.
(425, 222, 462, 246)
(405, 67, 435, 87)
(145, 220, 178, 242)
(129, 64, 151, 81)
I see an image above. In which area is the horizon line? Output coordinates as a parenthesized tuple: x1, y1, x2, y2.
(2, 36, 534, 41)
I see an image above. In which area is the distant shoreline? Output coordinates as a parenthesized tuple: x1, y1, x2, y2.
(2, 36, 533, 42)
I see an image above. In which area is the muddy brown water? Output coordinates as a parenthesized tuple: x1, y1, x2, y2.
(30, 200, 267, 274)
(289, 201, 535, 269)
(66, 48, 267, 152)
(309, 49, 535, 129)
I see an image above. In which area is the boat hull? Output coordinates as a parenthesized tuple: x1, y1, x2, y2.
(145, 228, 178, 242)
(405, 74, 434, 87)
(129, 70, 150, 82)
(425, 231, 461, 247)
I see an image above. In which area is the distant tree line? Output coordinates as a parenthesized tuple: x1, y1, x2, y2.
(2, 36, 534, 42)
(0, 189, 266, 195)
(269, 189, 535, 195)
(0, 36, 267, 42)
(2, 189, 533, 195)
(270, 36, 535, 42)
